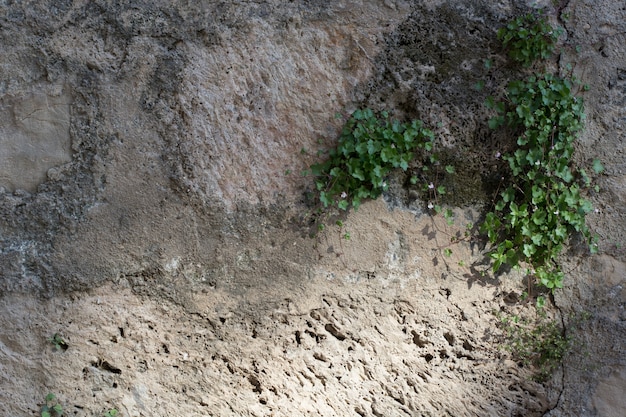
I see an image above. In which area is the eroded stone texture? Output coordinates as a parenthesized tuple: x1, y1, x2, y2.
(174, 3, 410, 208)
(593, 366, 626, 417)
(0, 0, 625, 416)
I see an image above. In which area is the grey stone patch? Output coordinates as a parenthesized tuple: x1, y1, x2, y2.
(0, 84, 72, 192)
(593, 366, 626, 417)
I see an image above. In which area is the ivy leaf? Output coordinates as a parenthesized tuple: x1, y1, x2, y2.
(488, 116, 504, 129)
(485, 96, 496, 109)
(531, 233, 544, 246)
(554, 225, 567, 240)
(532, 210, 546, 225)
(557, 166, 574, 183)
(319, 191, 331, 208)
(523, 243, 536, 257)
(592, 159, 604, 174)
(351, 167, 365, 181)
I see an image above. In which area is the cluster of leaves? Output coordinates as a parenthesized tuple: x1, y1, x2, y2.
(497, 12, 562, 67)
(309, 108, 434, 211)
(498, 311, 571, 382)
(41, 393, 63, 417)
(482, 13, 601, 291)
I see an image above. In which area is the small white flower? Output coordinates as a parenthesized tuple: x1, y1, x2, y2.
(428, 202, 434, 209)
(428, 182, 434, 189)
(594, 208, 600, 214)
(382, 181, 388, 189)
(495, 151, 501, 159)
(391, 144, 396, 149)
(553, 210, 559, 215)
(340, 191, 347, 199)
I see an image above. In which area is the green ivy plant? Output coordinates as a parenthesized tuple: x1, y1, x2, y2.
(309, 108, 434, 211)
(41, 393, 63, 417)
(483, 13, 602, 291)
(497, 12, 562, 67)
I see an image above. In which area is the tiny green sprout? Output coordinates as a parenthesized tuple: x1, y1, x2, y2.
(300, 147, 308, 154)
(536, 296, 546, 308)
(49, 334, 68, 351)
(444, 248, 453, 257)
(445, 165, 455, 174)
(410, 175, 418, 185)
(458, 260, 465, 267)
(343, 233, 351, 240)
(41, 393, 63, 417)
(336, 220, 344, 227)
(474, 80, 485, 91)
(437, 185, 446, 195)
(583, 84, 590, 91)
(484, 59, 493, 69)
(104, 409, 119, 417)
(284, 169, 291, 175)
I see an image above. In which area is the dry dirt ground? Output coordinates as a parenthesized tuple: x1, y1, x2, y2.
(1, 1, 625, 416)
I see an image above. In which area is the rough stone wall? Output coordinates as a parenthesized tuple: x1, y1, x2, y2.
(0, 0, 414, 294)
(0, 0, 625, 416)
